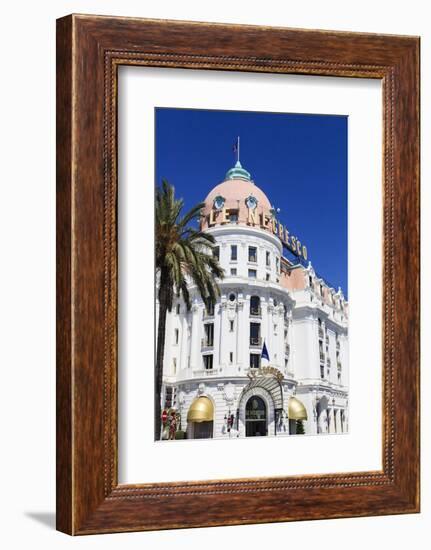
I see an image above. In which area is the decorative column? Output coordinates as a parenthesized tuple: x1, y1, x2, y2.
(236, 298, 245, 370)
(287, 315, 294, 377)
(277, 304, 285, 370)
(266, 299, 274, 362)
(310, 392, 318, 435)
(244, 294, 251, 370)
(330, 399, 337, 433)
(189, 303, 200, 371)
(162, 306, 173, 374)
(316, 403, 323, 434)
(179, 312, 188, 371)
(218, 300, 227, 370)
(259, 296, 267, 364)
(321, 407, 328, 434)
(314, 314, 321, 380)
(344, 400, 349, 432)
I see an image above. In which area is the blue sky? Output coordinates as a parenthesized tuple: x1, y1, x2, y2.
(155, 108, 348, 295)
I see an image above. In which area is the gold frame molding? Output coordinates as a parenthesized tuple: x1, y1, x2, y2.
(56, 14, 420, 534)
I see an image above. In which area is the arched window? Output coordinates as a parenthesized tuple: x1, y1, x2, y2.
(250, 295, 261, 316)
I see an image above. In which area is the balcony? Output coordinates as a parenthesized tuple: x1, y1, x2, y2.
(336, 341, 340, 350)
(201, 338, 214, 350)
(337, 362, 342, 370)
(326, 357, 331, 367)
(320, 365, 325, 379)
(319, 351, 325, 363)
(250, 336, 262, 347)
(193, 369, 216, 378)
(250, 307, 262, 318)
(318, 327, 324, 338)
(285, 343, 290, 356)
(325, 335, 329, 345)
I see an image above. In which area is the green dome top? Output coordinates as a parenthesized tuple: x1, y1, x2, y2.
(225, 160, 252, 182)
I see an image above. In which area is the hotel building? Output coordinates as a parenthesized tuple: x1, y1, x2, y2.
(158, 160, 349, 439)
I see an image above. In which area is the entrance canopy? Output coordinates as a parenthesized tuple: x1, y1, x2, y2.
(288, 397, 308, 420)
(187, 397, 214, 423)
(243, 375, 283, 410)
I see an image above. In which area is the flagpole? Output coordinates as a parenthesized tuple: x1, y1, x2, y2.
(238, 136, 240, 163)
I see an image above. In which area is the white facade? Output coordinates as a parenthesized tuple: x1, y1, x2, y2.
(159, 162, 348, 440)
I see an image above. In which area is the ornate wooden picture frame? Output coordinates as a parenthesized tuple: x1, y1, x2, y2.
(56, 14, 420, 535)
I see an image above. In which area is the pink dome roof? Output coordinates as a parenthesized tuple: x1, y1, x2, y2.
(204, 179, 271, 212)
(201, 163, 273, 230)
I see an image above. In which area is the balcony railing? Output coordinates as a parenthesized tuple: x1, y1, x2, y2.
(250, 307, 262, 317)
(193, 369, 216, 377)
(337, 362, 342, 370)
(318, 327, 324, 338)
(336, 341, 340, 350)
(285, 343, 290, 356)
(249, 255, 257, 263)
(319, 351, 325, 363)
(250, 336, 262, 347)
(325, 335, 329, 345)
(201, 338, 214, 349)
(326, 357, 331, 367)
(203, 311, 214, 320)
(320, 365, 325, 379)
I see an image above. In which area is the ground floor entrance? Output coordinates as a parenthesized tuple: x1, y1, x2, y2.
(245, 396, 267, 437)
(192, 421, 213, 439)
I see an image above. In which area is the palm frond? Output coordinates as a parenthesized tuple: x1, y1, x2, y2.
(156, 180, 223, 310)
(177, 201, 205, 229)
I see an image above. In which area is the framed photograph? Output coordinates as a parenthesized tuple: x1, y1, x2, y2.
(151, 109, 348, 444)
(56, 14, 420, 535)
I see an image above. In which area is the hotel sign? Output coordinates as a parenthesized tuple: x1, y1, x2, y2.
(248, 365, 284, 382)
(209, 195, 308, 260)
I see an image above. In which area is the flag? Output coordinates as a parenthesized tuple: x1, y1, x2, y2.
(261, 340, 270, 363)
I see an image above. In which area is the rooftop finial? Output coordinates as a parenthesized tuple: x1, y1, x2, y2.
(233, 136, 240, 163)
(225, 137, 252, 181)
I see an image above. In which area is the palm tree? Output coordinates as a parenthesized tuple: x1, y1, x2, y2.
(155, 180, 224, 440)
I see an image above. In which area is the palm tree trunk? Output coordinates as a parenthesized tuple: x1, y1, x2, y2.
(155, 273, 169, 441)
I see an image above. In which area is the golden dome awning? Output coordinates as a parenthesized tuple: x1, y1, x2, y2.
(187, 397, 214, 423)
(288, 397, 308, 420)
